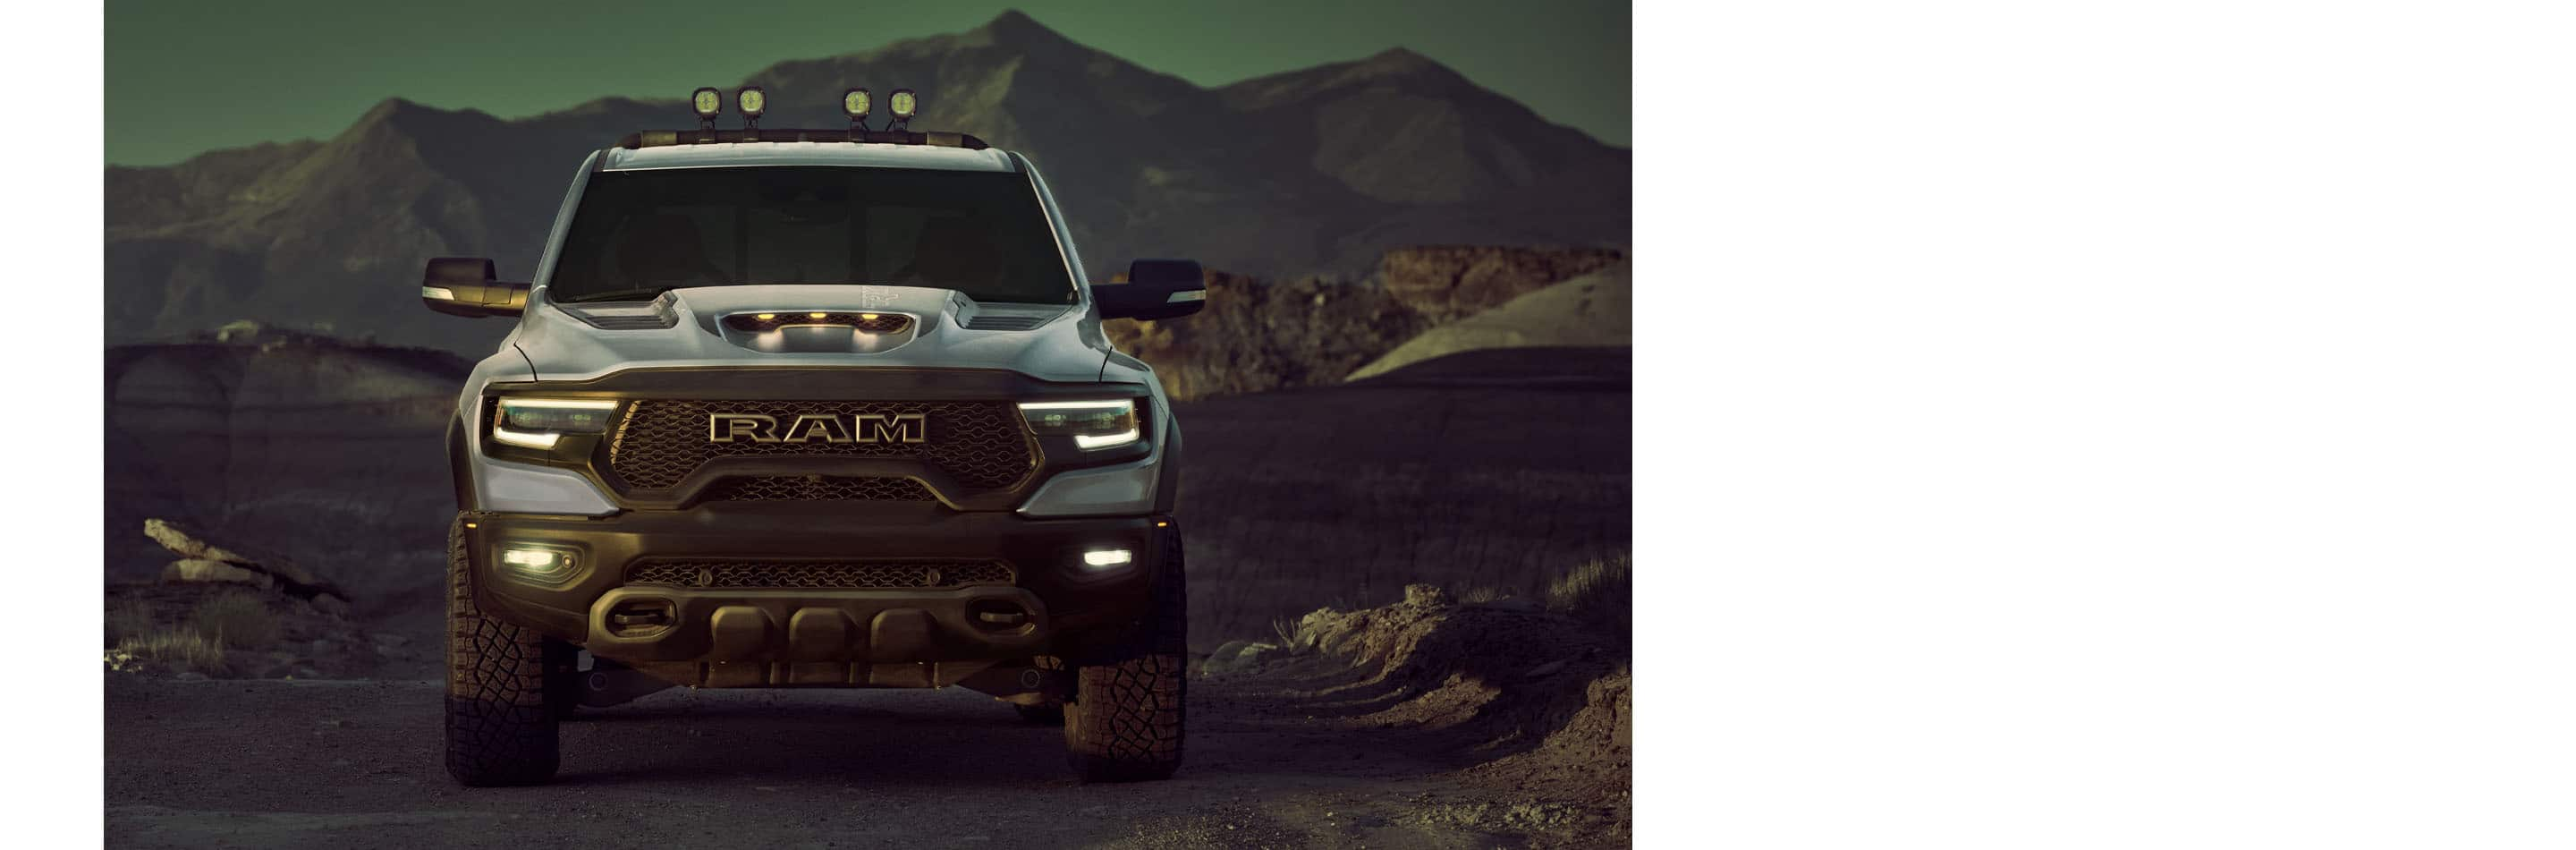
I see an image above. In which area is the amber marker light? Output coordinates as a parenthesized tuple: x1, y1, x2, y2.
(809, 312, 827, 319)
(756, 313, 775, 320)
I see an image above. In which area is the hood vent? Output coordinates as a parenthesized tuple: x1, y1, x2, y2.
(711, 310, 920, 354)
(555, 295, 680, 330)
(962, 313, 1052, 331)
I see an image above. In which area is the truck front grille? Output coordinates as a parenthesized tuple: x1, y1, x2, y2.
(625, 559, 1017, 590)
(699, 475, 934, 502)
(607, 399, 1036, 491)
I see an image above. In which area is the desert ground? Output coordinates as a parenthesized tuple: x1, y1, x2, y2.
(106, 590, 1629, 848)
(103, 339, 1631, 848)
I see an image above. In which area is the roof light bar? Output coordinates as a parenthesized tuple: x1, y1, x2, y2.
(623, 85, 979, 149)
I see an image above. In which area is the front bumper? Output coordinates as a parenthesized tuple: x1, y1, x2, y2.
(463, 503, 1164, 677)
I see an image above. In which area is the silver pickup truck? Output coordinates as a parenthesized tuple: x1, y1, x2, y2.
(420, 86, 1206, 786)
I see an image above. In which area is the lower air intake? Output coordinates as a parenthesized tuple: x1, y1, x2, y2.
(626, 559, 1017, 590)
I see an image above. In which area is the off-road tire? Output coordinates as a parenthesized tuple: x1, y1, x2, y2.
(1063, 524, 1186, 782)
(443, 514, 560, 786)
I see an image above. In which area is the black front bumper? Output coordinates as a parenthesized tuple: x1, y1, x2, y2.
(464, 503, 1163, 675)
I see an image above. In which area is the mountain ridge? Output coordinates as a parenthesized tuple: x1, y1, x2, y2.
(105, 9, 1630, 354)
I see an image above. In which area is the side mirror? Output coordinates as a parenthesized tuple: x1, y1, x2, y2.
(420, 257, 530, 319)
(1095, 259, 1208, 321)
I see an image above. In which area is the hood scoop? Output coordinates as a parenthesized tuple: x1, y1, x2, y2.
(711, 310, 921, 354)
(556, 293, 681, 330)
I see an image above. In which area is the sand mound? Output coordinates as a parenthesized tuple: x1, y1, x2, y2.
(1251, 584, 1631, 804)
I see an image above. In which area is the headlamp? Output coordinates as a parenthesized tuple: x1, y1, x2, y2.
(493, 398, 618, 450)
(1018, 399, 1141, 450)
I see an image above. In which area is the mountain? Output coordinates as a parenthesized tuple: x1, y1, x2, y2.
(103, 10, 1631, 354)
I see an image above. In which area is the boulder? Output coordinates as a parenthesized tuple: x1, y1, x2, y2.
(161, 558, 270, 589)
(143, 518, 349, 609)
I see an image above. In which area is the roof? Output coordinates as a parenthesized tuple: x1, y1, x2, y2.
(600, 142, 1018, 173)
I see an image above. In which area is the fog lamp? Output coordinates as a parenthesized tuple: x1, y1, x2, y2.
(736, 86, 766, 123)
(499, 545, 580, 584)
(1081, 548, 1133, 570)
(691, 87, 722, 120)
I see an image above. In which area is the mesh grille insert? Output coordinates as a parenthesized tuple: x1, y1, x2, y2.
(608, 399, 1036, 491)
(626, 559, 1016, 590)
(699, 475, 934, 502)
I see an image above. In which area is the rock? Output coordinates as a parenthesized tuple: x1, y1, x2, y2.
(1526, 659, 1570, 680)
(1238, 642, 1288, 667)
(1404, 583, 1453, 608)
(1378, 246, 1629, 324)
(1199, 640, 1258, 677)
(162, 558, 270, 589)
(143, 518, 350, 608)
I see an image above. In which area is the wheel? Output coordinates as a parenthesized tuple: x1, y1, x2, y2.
(443, 514, 560, 786)
(1062, 524, 1186, 782)
(1014, 701, 1065, 726)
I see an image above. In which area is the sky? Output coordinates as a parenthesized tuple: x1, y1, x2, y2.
(105, 0, 1630, 166)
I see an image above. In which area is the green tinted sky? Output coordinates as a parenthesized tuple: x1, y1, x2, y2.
(106, 0, 1629, 166)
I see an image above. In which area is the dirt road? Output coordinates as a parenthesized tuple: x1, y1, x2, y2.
(106, 673, 1616, 848)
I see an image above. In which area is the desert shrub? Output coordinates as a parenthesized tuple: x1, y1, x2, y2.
(116, 628, 231, 676)
(1545, 553, 1631, 642)
(106, 599, 159, 644)
(1457, 585, 1510, 605)
(189, 591, 279, 650)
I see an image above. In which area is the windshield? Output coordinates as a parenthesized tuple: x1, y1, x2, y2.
(545, 166, 1075, 304)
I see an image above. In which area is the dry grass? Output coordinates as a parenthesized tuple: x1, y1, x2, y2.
(189, 591, 279, 650)
(106, 598, 159, 644)
(114, 628, 231, 676)
(1545, 553, 1632, 643)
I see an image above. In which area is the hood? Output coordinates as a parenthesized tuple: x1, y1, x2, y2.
(508, 285, 1107, 383)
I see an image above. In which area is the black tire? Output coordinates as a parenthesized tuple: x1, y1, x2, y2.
(443, 514, 560, 786)
(1014, 701, 1065, 726)
(1063, 524, 1186, 782)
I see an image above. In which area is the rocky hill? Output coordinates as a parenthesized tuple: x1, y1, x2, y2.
(105, 10, 1631, 355)
(1105, 245, 1627, 399)
(105, 327, 467, 623)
